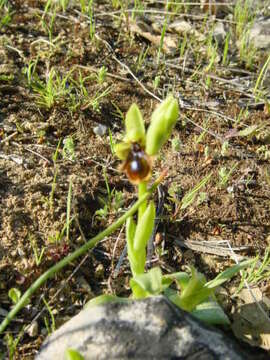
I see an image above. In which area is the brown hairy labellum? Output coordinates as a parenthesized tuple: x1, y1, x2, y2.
(121, 143, 152, 184)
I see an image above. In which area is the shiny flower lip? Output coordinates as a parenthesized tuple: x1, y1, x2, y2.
(121, 143, 152, 185)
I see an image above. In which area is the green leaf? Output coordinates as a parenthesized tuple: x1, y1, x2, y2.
(181, 267, 207, 298)
(130, 281, 148, 299)
(165, 290, 182, 307)
(8, 288, 21, 304)
(84, 294, 129, 308)
(146, 95, 179, 156)
(130, 267, 163, 299)
(177, 268, 212, 311)
(205, 259, 254, 289)
(162, 272, 190, 290)
(65, 348, 85, 360)
(179, 288, 214, 312)
(124, 103, 146, 144)
(126, 216, 136, 252)
(126, 217, 144, 275)
(167, 284, 213, 312)
(191, 301, 230, 325)
(133, 201, 155, 251)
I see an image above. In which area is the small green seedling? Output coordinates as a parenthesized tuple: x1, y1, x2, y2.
(8, 288, 21, 305)
(237, 248, 270, 293)
(221, 141, 229, 157)
(153, 75, 160, 90)
(88, 0, 95, 41)
(63, 136, 76, 161)
(94, 168, 124, 221)
(4, 329, 24, 360)
(254, 53, 270, 100)
(79, 0, 87, 13)
(97, 65, 107, 85)
(43, 297, 56, 335)
(60, 0, 69, 12)
(218, 164, 237, 188)
(181, 173, 211, 210)
(29, 235, 46, 266)
(0, 0, 12, 29)
(222, 32, 230, 66)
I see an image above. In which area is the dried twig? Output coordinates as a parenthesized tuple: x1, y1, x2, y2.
(174, 237, 248, 260)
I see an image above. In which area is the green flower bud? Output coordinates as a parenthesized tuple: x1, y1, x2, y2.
(114, 142, 131, 160)
(146, 95, 179, 156)
(124, 103, 146, 145)
(133, 201, 155, 251)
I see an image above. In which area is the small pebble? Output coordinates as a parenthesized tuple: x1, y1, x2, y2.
(95, 263, 104, 279)
(155, 232, 162, 246)
(26, 321, 39, 338)
(93, 124, 107, 137)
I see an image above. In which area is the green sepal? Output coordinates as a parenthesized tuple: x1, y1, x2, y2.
(133, 201, 155, 251)
(124, 103, 146, 144)
(146, 95, 179, 156)
(114, 142, 131, 160)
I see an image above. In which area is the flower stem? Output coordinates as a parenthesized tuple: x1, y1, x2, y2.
(138, 181, 147, 222)
(0, 179, 161, 335)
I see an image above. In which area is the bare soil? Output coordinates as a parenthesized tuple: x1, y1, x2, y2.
(0, 0, 270, 358)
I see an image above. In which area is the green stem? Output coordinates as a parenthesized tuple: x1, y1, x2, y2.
(138, 181, 147, 222)
(0, 181, 160, 335)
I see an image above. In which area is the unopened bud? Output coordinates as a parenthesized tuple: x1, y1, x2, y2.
(146, 95, 179, 156)
(124, 103, 146, 145)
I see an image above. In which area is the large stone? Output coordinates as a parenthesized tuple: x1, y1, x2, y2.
(36, 296, 259, 360)
(213, 22, 227, 44)
(249, 18, 270, 50)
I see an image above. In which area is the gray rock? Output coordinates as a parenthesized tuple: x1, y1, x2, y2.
(200, 0, 233, 17)
(213, 22, 227, 44)
(26, 320, 39, 338)
(93, 124, 107, 137)
(249, 18, 270, 50)
(37, 296, 254, 360)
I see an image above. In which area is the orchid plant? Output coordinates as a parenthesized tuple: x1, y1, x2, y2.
(87, 96, 253, 326)
(0, 96, 253, 336)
